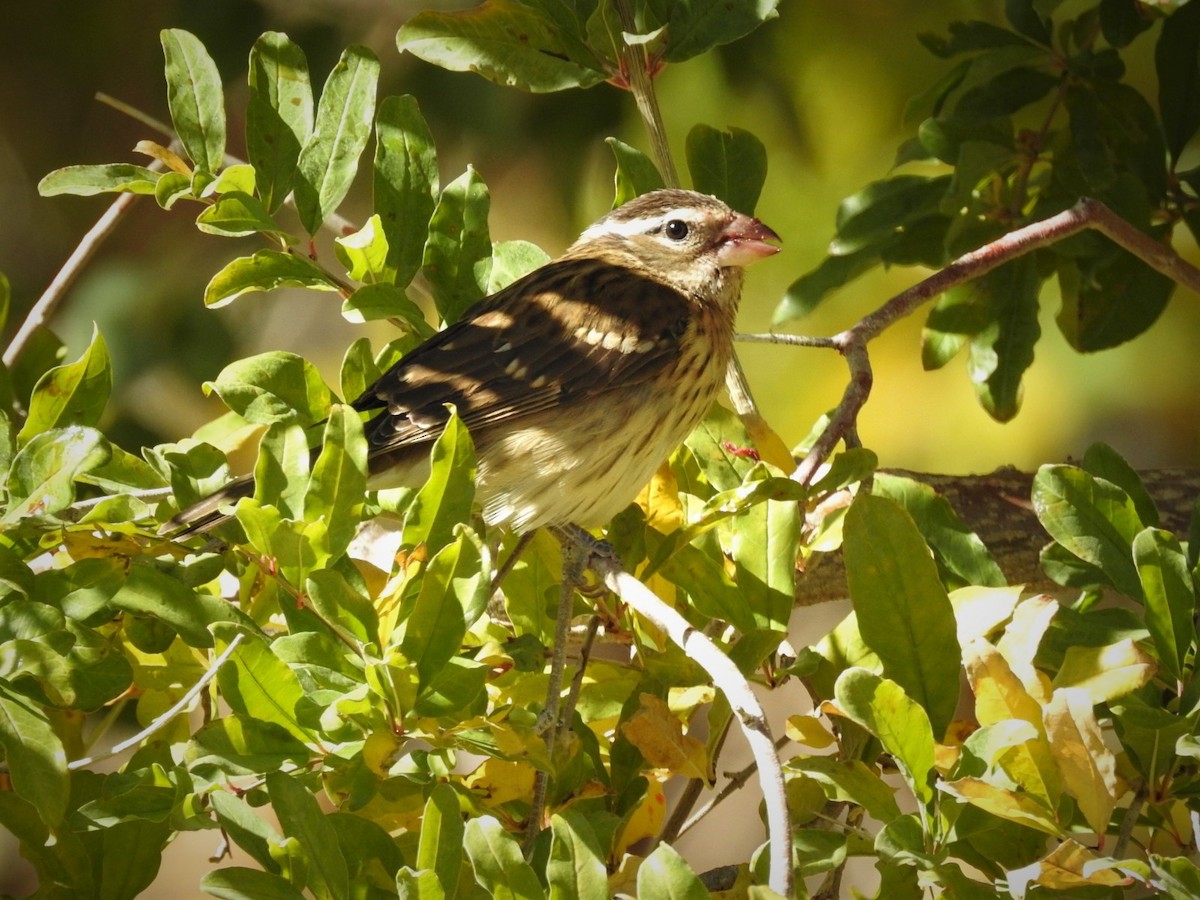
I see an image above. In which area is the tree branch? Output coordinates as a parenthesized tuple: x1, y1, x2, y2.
(739, 198, 1200, 485)
(564, 526, 794, 898)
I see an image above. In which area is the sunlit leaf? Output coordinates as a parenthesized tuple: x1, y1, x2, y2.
(607, 138, 665, 206)
(938, 776, 1060, 836)
(204, 350, 335, 427)
(5, 425, 109, 522)
(196, 191, 290, 238)
(248, 31, 313, 213)
(834, 668, 936, 807)
(38, 164, 160, 197)
(636, 841, 707, 899)
(0, 682, 68, 827)
(416, 783, 464, 896)
(423, 167, 492, 324)
(844, 494, 960, 737)
(160, 29, 226, 175)
(294, 45, 380, 234)
(397, 2, 607, 93)
(620, 694, 710, 783)
(1133, 527, 1196, 681)
(1051, 639, 1156, 704)
(18, 326, 111, 444)
(403, 408, 477, 554)
(548, 809, 608, 900)
(1043, 688, 1118, 835)
(204, 250, 340, 308)
(463, 816, 545, 900)
(374, 95, 439, 288)
(266, 771, 350, 900)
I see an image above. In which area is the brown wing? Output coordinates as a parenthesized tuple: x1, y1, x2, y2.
(352, 255, 690, 456)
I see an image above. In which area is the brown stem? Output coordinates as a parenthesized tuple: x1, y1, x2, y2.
(739, 198, 1200, 485)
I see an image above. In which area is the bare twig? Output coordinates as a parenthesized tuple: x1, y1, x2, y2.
(565, 526, 793, 898)
(739, 198, 1200, 485)
(4, 174, 158, 368)
(68, 633, 246, 771)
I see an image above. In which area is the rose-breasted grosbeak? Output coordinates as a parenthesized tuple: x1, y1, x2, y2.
(170, 189, 780, 534)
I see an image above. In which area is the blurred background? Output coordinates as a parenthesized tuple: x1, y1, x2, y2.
(0, 0, 1197, 894)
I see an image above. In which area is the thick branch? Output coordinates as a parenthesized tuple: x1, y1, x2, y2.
(794, 467, 1200, 606)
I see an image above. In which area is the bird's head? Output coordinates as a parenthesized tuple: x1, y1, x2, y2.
(571, 189, 781, 300)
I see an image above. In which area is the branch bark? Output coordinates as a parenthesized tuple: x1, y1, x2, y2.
(795, 467, 1200, 606)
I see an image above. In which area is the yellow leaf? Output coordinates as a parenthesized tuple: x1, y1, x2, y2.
(1007, 839, 1131, 894)
(742, 412, 796, 474)
(950, 584, 1023, 646)
(636, 461, 684, 532)
(940, 776, 1061, 836)
(996, 594, 1059, 701)
(1052, 639, 1157, 704)
(1043, 688, 1118, 835)
(363, 730, 404, 776)
(614, 775, 667, 853)
(964, 638, 1043, 727)
(464, 758, 537, 807)
(785, 714, 836, 749)
(134, 139, 192, 175)
(620, 694, 710, 783)
(963, 639, 1061, 807)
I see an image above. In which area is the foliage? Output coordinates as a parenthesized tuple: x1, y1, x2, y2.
(1, 1, 1199, 898)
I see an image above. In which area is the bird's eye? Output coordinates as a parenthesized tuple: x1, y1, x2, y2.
(664, 219, 690, 241)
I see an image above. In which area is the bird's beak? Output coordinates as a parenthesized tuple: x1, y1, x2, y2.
(717, 213, 781, 267)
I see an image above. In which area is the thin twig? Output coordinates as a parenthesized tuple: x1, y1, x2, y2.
(68, 633, 246, 771)
(558, 615, 601, 744)
(738, 198, 1200, 486)
(565, 526, 793, 898)
(4, 173, 159, 368)
(675, 733, 791, 840)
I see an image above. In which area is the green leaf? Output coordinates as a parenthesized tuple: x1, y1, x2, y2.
(1156, 0, 1200, 162)
(606, 138, 665, 207)
(18, 325, 112, 444)
(685, 125, 768, 215)
(375, 95, 440, 288)
(110, 561, 241, 648)
(0, 681, 68, 827)
(160, 29, 226, 175)
(834, 668, 936, 808)
(266, 772, 349, 900)
(404, 408, 477, 554)
(247, 32, 314, 213)
(397, 2, 607, 93)
(196, 191, 290, 238)
(1032, 464, 1144, 599)
(339, 337, 382, 403)
(334, 214, 389, 283)
(202, 867, 307, 900)
(1082, 442, 1158, 526)
(417, 783, 464, 897)
(303, 404, 369, 559)
(1056, 247, 1174, 352)
(548, 809, 608, 900)
(204, 249, 339, 308)
(254, 422, 310, 517)
(341, 283, 432, 332)
(155, 171, 194, 209)
(205, 350, 335, 427)
(186, 715, 311, 777)
(832, 175, 952, 255)
(787, 756, 902, 824)
(774, 246, 880, 322)
(4, 425, 109, 523)
(402, 528, 490, 689)
(464, 816, 545, 900)
(488, 241, 551, 293)
(965, 255, 1041, 422)
(663, 0, 781, 63)
(423, 167, 492, 324)
(217, 630, 317, 744)
(843, 494, 960, 738)
(1150, 854, 1200, 900)
(210, 791, 284, 873)
(635, 840, 707, 899)
(873, 474, 1006, 589)
(726, 478, 799, 633)
(38, 164, 160, 197)
(294, 45, 380, 234)
(1133, 528, 1196, 681)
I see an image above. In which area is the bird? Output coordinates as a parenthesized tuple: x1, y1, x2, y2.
(168, 189, 780, 535)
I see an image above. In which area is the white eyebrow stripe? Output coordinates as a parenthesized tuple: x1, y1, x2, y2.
(578, 208, 693, 242)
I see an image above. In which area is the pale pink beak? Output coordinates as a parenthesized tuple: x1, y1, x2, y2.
(717, 213, 781, 267)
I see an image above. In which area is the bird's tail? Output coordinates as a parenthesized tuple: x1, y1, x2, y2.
(160, 474, 255, 536)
